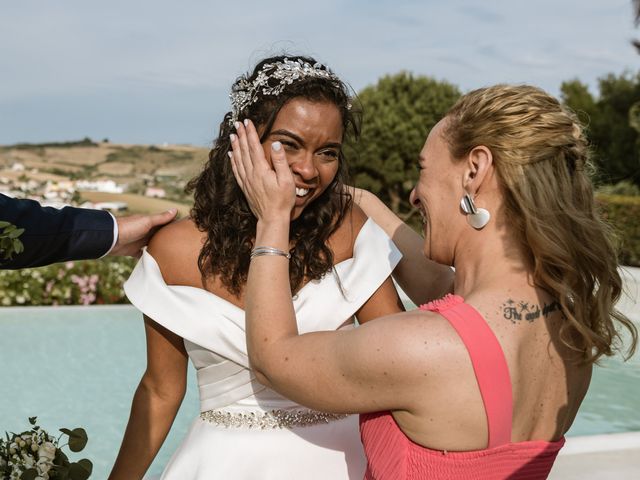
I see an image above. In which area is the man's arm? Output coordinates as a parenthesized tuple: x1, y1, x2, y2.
(0, 194, 177, 268)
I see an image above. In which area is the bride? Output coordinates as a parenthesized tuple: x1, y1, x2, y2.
(107, 55, 449, 480)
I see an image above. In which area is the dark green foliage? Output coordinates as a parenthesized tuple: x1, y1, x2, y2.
(0, 221, 25, 262)
(598, 180, 640, 196)
(561, 73, 640, 186)
(7, 138, 97, 150)
(598, 194, 640, 266)
(351, 72, 461, 218)
(0, 257, 135, 306)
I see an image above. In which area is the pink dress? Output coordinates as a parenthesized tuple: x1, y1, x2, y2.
(360, 294, 565, 479)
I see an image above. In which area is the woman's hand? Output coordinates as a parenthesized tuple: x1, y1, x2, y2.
(230, 120, 296, 224)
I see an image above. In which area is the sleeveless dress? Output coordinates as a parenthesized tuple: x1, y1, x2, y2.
(360, 294, 565, 480)
(124, 218, 401, 480)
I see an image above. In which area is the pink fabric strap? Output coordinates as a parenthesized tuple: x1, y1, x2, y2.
(431, 302, 513, 448)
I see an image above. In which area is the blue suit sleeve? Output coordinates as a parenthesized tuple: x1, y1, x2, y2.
(0, 194, 115, 269)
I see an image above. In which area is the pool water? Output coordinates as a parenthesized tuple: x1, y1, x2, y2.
(0, 306, 199, 479)
(1, 303, 638, 478)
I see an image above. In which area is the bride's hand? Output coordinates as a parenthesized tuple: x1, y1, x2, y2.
(230, 119, 296, 223)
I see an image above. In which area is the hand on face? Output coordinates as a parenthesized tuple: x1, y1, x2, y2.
(230, 119, 296, 224)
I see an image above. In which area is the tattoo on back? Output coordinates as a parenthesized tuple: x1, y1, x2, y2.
(499, 298, 561, 323)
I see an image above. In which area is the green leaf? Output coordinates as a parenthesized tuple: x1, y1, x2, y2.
(0, 221, 11, 228)
(77, 459, 93, 475)
(14, 239, 24, 254)
(55, 448, 70, 466)
(52, 465, 70, 480)
(59, 428, 73, 436)
(68, 459, 92, 480)
(67, 428, 88, 452)
(20, 469, 38, 480)
(28, 416, 37, 425)
(8, 228, 25, 238)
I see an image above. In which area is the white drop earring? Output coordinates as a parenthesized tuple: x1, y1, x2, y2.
(460, 193, 490, 229)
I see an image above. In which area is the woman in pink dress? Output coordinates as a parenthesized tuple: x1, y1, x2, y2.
(230, 84, 637, 479)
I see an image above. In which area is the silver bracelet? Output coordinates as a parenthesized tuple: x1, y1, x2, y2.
(250, 246, 291, 259)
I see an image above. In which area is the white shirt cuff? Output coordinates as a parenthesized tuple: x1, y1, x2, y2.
(100, 212, 119, 257)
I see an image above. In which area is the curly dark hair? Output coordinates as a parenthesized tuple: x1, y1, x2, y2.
(187, 55, 360, 296)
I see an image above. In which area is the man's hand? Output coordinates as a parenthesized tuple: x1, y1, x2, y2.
(109, 209, 178, 258)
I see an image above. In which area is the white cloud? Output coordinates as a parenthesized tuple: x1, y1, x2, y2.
(1, 0, 638, 144)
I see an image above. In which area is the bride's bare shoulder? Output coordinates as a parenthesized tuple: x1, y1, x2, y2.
(147, 217, 205, 287)
(328, 203, 368, 263)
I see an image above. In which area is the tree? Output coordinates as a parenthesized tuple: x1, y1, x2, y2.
(351, 72, 460, 218)
(560, 74, 640, 186)
(592, 73, 640, 185)
(560, 79, 596, 121)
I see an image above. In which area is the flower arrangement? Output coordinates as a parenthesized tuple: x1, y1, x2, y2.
(0, 417, 92, 480)
(0, 258, 135, 306)
(0, 222, 25, 263)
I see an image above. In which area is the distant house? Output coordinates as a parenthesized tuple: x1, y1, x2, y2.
(0, 190, 23, 198)
(75, 179, 125, 194)
(52, 180, 75, 192)
(43, 191, 62, 200)
(44, 180, 75, 200)
(82, 201, 129, 212)
(145, 187, 166, 198)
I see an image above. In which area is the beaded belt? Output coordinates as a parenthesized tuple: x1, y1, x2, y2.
(199, 409, 349, 429)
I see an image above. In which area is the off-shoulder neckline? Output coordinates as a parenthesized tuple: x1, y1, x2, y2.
(139, 217, 378, 311)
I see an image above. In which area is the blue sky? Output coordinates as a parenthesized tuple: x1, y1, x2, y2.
(1, 0, 638, 146)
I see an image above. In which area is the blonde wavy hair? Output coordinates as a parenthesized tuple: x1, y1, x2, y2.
(443, 84, 637, 364)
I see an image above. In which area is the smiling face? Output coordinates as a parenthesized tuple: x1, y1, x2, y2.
(410, 119, 467, 264)
(260, 98, 343, 220)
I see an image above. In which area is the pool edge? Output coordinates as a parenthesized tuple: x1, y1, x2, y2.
(559, 430, 640, 455)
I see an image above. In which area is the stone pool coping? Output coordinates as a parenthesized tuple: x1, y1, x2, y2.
(550, 431, 640, 479)
(560, 430, 640, 455)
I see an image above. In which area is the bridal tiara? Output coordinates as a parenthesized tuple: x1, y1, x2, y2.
(228, 58, 342, 125)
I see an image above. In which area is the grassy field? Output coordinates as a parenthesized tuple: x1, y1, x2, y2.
(0, 141, 207, 181)
(0, 140, 208, 205)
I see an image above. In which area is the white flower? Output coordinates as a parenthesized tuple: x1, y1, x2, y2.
(37, 441, 56, 462)
(36, 457, 53, 475)
(21, 452, 35, 469)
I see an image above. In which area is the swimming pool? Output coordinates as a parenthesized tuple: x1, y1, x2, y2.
(1, 273, 638, 478)
(0, 306, 199, 479)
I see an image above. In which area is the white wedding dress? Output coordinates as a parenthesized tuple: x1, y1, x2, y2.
(124, 218, 401, 479)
